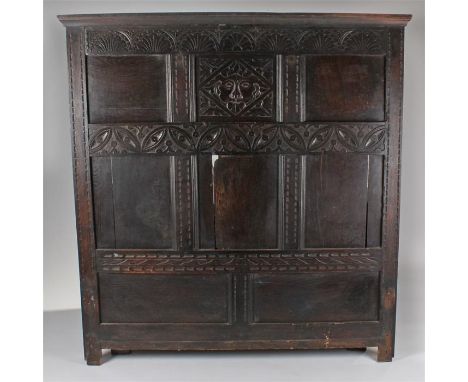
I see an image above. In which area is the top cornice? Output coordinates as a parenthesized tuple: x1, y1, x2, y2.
(58, 12, 412, 28)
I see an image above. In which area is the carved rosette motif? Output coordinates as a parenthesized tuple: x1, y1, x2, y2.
(86, 27, 386, 55)
(97, 252, 381, 273)
(89, 123, 386, 155)
(198, 57, 274, 120)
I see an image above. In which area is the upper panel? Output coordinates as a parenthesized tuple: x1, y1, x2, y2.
(87, 56, 168, 123)
(305, 55, 385, 121)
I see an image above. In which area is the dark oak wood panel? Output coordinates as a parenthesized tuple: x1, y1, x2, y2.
(99, 273, 232, 323)
(111, 156, 173, 249)
(304, 152, 369, 248)
(213, 155, 278, 249)
(60, 13, 410, 364)
(87, 56, 168, 123)
(305, 55, 385, 121)
(250, 272, 380, 323)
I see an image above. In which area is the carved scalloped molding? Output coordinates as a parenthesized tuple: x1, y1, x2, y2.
(86, 27, 387, 55)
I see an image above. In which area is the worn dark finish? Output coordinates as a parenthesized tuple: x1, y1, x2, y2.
(250, 272, 380, 323)
(92, 156, 174, 249)
(59, 12, 410, 365)
(303, 152, 380, 248)
(305, 55, 385, 121)
(87, 56, 168, 123)
(213, 156, 278, 249)
(99, 273, 232, 323)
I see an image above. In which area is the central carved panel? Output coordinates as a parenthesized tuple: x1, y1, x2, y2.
(197, 56, 275, 121)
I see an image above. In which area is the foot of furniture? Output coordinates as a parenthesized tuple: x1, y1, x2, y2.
(377, 344, 393, 362)
(86, 348, 104, 366)
(111, 349, 132, 355)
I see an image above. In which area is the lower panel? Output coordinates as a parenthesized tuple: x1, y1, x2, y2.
(98, 273, 233, 324)
(249, 272, 380, 323)
(98, 320, 382, 342)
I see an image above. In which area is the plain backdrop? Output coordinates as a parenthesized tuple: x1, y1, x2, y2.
(44, 1, 424, 380)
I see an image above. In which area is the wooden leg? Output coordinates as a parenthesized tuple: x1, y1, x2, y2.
(377, 333, 394, 362)
(86, 347, 103, 366)
(111, 349, 132, 355)
(346, 347, 367, 352)
(377, 343, 393, 362)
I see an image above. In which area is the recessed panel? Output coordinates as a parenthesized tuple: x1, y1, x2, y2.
(304, 153, 371, 248)
(250, 272, 380, 323)
(213, 155, 278, 249)
(197, 56, 275, 121)
(91, 156, 174, 249)
(99, 274, 232, 323)
(112, 156, 173, 249)
(305, 55, 385, 121)
(87, 56, 167, 123)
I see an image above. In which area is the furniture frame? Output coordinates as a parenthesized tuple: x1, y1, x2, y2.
(59, 12, 411, 365)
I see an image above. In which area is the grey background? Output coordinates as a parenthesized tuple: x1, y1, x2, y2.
(44, 1, 424, 380)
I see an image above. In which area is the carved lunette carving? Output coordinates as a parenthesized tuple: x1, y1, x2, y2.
(88, 123, 387, 155)
(85, 27, 386, 55)
(97, 252, 381, 273)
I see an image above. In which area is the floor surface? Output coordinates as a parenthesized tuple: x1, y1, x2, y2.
(44, 309, 424, 382)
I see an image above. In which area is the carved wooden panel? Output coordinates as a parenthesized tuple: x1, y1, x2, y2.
(88, 122, 387, 155)
(91, 156, 174, 249)
(197, 56, 275, 121)
(304, 55, 385, 121)
(99, 273, 233, 323)
(213, 155, 278, 249)
(85, 28, 387, 55)
(249, 272, 380, 323)
(87, 56, 168, 123)
(97, 251, 382, 273)
(303, 152, 384, 248)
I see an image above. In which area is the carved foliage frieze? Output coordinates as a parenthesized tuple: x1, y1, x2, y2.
(97, 252, 381, 273)
(198, 56, 274, 120)
(89, 123, 386, 155)
(85, 27, 387, 55)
